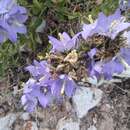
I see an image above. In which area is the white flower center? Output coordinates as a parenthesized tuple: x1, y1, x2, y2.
(109, 20, 120, 32)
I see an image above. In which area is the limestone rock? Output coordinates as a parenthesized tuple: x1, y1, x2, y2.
(0, 113, 16, 130)
(56, 118, 80, 130)
(72, 87, 103, 118)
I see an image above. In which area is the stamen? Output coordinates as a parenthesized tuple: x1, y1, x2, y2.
(58, 33, 64, 41)
(109, 20, 120, 32)
(40, 87, 48, 94)
(61, 80, 66, 95)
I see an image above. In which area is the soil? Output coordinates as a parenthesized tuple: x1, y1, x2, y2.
(0, 77, 130, 130)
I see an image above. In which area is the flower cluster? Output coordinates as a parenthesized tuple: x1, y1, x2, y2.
(21, 60, 77, 112)
(81, 8, 130, 39)
(0, 0, 28, 43)
(82, 10, 130, 81)
(22, 8, 130, 112)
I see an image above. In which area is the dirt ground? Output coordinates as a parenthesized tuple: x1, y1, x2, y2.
(0, 77, 130, 130)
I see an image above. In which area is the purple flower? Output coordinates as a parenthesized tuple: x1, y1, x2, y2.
(48, 32, 80, 52)
(102, 58, 124, 80)
(21, 79, 53, 112)
(51, 74, 77, 98)
(119, 0, 130, 11)
(92, 9, 130, 39)
(0, 0, 28, 43)
(81, 21, 97, 40)
(22, 59, 79, 112)
(88, 61, 103, 78)
(87, 48, 103, 78)
(21, 79, 38, 112)
(88, 48, 97, 59)
(21, 94, 37, 112)
(87, 48, 125, 80)
(120, 47, 130, 65)
(25, 60, 50, 80)
(32, 84, 52, 108)
(21, 73, 78, 112)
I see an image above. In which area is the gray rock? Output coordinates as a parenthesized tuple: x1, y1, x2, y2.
(56, 118, 80, 130)
(20, 112, 30, 120)
(30, 122, 38, 130)
(0, 113, 17, 130)
(72, 87, 103, 118)
(88, 125, 97, 130)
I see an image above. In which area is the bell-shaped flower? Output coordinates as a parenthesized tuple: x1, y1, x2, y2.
(51, 74, 77, 98)
(25, 60, 50, 80)
(48, 32, 80, 52)
(87, 48, 103, 78)
(94, 8, 130, 39)
(0, 0, 28, 43)
(21, 78, 53, 112)
(102, 58, 124, 80)
(81, 21, 97, 40)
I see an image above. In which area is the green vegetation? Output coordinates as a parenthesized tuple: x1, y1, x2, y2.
(0, 0, 119, 80)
